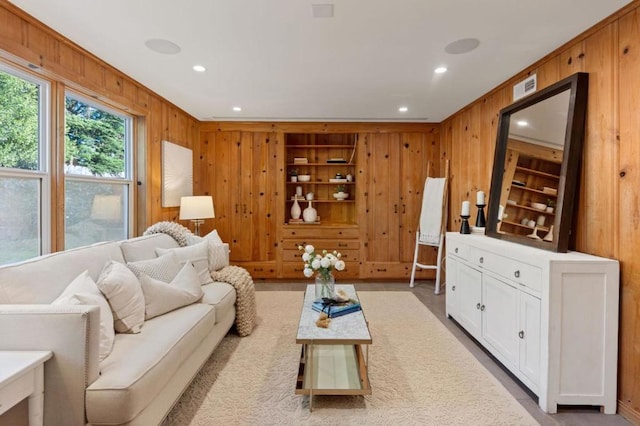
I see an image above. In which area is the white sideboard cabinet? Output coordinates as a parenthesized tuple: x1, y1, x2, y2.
(445, 232, 619, 414)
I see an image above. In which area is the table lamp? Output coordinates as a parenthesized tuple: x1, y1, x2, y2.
(179, 196, 215, 236)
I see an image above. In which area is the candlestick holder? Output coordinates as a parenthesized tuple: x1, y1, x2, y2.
(475, 203, 486, 228)
(460, 215, 471, 234)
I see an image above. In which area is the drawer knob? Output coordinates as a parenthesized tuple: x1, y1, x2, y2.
(452, 285, 456, 291)
(476, 303, 481, 310)
(514, 270, 520, 278)
(479, 257, 484, 264)
(518, 330, 525, 339)
(455, 248, 459, 254)
(480, 304, 485, 311)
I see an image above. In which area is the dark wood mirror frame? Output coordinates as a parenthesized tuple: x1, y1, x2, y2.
(486, 72, 589, 252)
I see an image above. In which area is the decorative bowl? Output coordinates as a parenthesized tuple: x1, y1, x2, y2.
(297, 174, 311, 182)
(333, 192, 349, 200)
(530, 202, 546, 211)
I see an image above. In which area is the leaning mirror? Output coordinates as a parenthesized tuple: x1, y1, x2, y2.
(486, 72, 588, 252)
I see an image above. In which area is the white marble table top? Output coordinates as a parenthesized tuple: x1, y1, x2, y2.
(0, 351, 52, 387)
(296, 284, 372, 344)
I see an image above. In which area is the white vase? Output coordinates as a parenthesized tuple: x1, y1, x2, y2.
(291, 196, 301, 220)
(303, 200, 317, 223)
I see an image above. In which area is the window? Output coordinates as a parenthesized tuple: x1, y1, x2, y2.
(64, 93, 133, 249)
(0, 64, 50, 264)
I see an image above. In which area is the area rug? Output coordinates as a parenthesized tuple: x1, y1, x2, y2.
(164, 291, 538, 425)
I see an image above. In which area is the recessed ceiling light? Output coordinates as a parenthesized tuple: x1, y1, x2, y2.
(232, 106, 242, 112)
(192, 65, 206, 72)
(434, 66, 447, 74)
(144, 39, 181, 55)
(444, 38, 480, 55)
(517, 120, 528, 127)
(398, 106, 408, 113)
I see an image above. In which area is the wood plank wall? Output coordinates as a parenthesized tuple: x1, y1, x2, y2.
(441, 1, 640, 421)
(0, 0, 199, 243)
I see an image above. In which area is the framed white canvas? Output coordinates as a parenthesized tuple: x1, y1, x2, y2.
(162, 141, 193, 207)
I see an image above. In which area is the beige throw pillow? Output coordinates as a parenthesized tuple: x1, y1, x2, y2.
(97, 261, 145, 334)
(187, 229, 229, 272)
(156, 241, 212, 285)
(53, 271, 115, 362)
(127, 252, 182, 283)
(139, 262, 204, 319)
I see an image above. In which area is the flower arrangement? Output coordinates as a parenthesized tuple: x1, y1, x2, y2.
(298, 244, 346, 280)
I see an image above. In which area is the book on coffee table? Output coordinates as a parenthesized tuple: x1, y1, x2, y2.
(311, 299, 361, 318)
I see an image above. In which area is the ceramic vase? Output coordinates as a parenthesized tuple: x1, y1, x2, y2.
(315, 271, 335, 299)
(291, 196, 301, 220)
(303, 200, 317, 223)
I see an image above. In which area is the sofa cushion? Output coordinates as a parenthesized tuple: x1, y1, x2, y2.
(127, 252, 182, 283)
(119, 233, 180, 263)
(97, 261, 146, 334)
(52, 270, 115, 362)
(156, 240, 212, 285)
(139, 262, 204, 319)
(85, 303, 216, 425)
(186, 230, 229, 272)
(201, 282, 236, 324)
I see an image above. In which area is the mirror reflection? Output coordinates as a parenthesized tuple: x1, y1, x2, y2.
(497, 90, 569, 242)
(486, 72, 589, 252)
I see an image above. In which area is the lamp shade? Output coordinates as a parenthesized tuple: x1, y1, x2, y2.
(179, 196, 215, 220)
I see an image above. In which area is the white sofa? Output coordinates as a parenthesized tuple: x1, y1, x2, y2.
(0, 233, 237, 426)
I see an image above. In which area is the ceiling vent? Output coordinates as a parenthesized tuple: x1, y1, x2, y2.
(513, 74, 537, 101)
(312, 4, 334, 18)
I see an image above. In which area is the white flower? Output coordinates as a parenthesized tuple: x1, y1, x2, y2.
(320, 257, 331, 268)
(303, 267, 314, 278)
(335, 260, 346, 271)
(302, 252, 311, 262)
(311, 259, 321, 269)
(305, 244, 315, 254)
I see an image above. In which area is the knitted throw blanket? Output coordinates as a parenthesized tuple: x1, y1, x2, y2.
(143, 221, 256, 336)
(210, 266, 257, 337)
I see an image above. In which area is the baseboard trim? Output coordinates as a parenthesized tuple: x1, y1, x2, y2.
(618, 400, 640, 425)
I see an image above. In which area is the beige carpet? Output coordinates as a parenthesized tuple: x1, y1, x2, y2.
(165, 291, 539, 425)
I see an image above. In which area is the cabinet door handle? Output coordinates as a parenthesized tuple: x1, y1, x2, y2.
(452, 285, 456, 291)
(394, 204, 398, 213)
(476, 303, 481, 310)
(402, 204, 406, 214)
(514, 270, 520, 278)
(455, 248, 459, 254)
(480, 304, 486, 311)
(518, 330, 525, 339)
(479, 257, 484, 264)
(243, 204, 247, 214)
(235, 204, 239, 214)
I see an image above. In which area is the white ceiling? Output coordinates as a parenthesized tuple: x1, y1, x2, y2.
(8, 0, 631, 122)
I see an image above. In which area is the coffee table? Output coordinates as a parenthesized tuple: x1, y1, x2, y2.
(295, 284, 372, 411)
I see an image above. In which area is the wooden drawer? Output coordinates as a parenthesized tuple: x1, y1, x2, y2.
(282, 225, 359, 240)
(469, 247, 542, 293)
(280, 262, 360, 279)
(234, 261, 278, 279)
(281, 239, 360, 251)
(282, 248, 359, 263)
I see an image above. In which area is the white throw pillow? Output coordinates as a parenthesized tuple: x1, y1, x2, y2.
(97, 261, 146, 334)
(187, 229, 229, 272)
(156, 240, 212, 285)
(126, 252, 182, 283)
(52, 271, 115, 362)
(139, 262, 204, 319)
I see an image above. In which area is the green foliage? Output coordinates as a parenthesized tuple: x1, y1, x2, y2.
(65, 98, 126, 177)
(0, 71, 39, 170)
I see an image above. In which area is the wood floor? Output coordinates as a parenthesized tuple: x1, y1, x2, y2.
(255, 279, 632, 426)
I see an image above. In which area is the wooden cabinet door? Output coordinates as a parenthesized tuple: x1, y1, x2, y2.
(210, 131, 279, 264)
(361, 133, 401, 264)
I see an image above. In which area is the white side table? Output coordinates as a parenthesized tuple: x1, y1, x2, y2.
(0, 351, 53, 426)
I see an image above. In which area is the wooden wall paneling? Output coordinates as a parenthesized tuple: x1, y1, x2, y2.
(617, 8, 640, 422)
(249, 132, 275, 261)
(580, 23, 618, 258)
(535, 57, 561, 91)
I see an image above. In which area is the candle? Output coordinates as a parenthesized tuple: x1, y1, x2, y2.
(461, 201, 470, 216)
(476, 191, 485, 205)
